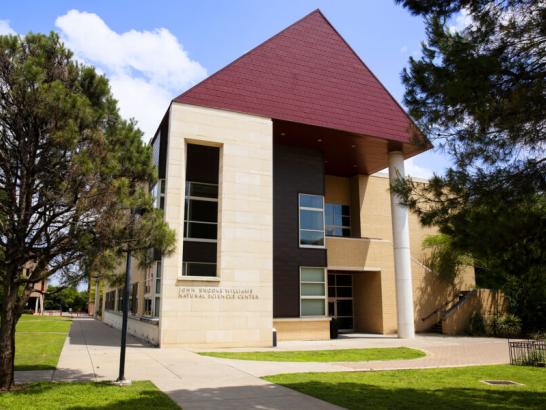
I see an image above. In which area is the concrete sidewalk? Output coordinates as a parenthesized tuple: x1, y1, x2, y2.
(197, 333, 510, 377)
(16, 319, 340, 409)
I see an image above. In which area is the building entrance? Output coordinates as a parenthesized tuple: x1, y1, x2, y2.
(328, 272, 354, 331)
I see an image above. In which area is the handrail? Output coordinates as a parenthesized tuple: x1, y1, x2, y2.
(420, 291, 470, 322)
(443, 289, 477, 319)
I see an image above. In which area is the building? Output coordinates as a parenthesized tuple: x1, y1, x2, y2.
(28, 280, 47, 315)
(101, 10, 480, 347)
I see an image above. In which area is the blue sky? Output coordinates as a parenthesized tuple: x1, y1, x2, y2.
(1, 0, 458, 178)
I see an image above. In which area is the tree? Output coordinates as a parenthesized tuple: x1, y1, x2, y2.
(393, 0, 545, 332)
(0, 32, 175, 390)
(44, 286, 88, 312)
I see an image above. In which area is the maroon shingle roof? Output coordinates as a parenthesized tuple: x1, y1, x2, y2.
(175, 9, 416, 144)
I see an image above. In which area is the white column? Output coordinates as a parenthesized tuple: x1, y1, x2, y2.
(40, 294, 44, 315)
(34, 297, 39, 314)
(388, 150, 415, 339)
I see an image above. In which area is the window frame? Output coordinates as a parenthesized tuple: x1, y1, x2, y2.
(325, 203, 351, 238)
(184, 181, 219, 243)
(299, 266, 328, 317)
(298, 193, 326, 249)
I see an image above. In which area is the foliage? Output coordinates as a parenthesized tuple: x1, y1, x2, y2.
(0, 381, 179, 410)
(393, 0, 546, 333)
(0, 31, 175, 389)
(422, 233, 472, 283)
(200, 347, 425, 362)
(43, 286, 87, 312)
(467, 311, 486, 336)
(491, 313, 522, 338)
(265, 365, 546, 410)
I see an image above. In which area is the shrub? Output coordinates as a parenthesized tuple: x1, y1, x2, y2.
(490, 313, 521, 338)
(467, 311, 486, 336)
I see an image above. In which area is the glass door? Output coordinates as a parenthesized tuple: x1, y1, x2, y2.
(328, 273, 354, 331)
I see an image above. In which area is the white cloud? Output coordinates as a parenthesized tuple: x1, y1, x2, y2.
(0, 20, 16, 35)
(375, 158, 434, 180)
(404, 157, 434, 179)
(55, 9, 207, 140)
(449, 8, 474, 34)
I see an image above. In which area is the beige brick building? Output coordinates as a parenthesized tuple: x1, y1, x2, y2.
(101, 10, 481, 347)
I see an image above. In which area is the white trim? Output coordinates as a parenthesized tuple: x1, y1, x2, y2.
(327, 266, 382, 272)
(176, 275, 221, 282)
(298, 193, 326, 248)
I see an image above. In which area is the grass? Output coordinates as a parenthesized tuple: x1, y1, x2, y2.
(15, 315, 72, 371)
(264, 365, 546, 409)
(200, 347, 425, 362)
(0, 381, 179, 409)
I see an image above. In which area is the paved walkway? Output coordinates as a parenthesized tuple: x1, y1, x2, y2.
(14, 319, 510, 409)
(16, 319, 340, 409)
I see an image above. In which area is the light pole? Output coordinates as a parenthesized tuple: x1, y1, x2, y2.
(116, 207, 144, 385)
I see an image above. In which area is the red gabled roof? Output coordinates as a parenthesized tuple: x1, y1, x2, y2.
(175, 9, 417, 144)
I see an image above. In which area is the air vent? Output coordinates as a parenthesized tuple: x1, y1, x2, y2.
(480, 380, 523, 386)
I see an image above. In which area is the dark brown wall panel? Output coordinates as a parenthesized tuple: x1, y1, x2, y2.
(273, 143, 327, 318)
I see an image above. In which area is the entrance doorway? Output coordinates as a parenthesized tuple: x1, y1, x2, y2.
(328, 272, 354, 331)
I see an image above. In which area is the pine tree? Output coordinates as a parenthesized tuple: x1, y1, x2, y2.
(0, 32, 175, 389)
(394, 0, 546, 332)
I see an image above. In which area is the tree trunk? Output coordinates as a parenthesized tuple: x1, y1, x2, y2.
(0, 287, 18, 390)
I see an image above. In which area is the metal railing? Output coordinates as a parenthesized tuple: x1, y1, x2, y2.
(508, 339, 546, 367)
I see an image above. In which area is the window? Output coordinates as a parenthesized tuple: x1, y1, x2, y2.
(183, 262, 217, 277)
(152, 261, 161, 317)
(184, 182, 218, 241)
(151, 179, 165, 210)
(299, 194, 325, 247)
(300, 267, 327, 316)
(145, 267, 152, 294)
(144, 298, 152, 316)
(325, 203, 351, 237)
(130, 283, 138, 315)
(116, 288, 123, 312)
(154, 296, 161, 317)
(105, 291, 116, 311)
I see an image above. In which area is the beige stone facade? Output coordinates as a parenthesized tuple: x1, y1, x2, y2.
(160, 104, 273, 347)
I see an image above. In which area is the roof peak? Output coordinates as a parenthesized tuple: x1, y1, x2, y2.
(175, 9, 421, 144)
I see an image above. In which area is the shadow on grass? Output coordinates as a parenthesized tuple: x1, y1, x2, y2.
(276, 380, 546, 410)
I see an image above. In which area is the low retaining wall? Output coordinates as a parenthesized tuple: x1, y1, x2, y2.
(103, 310, 159, 345)
(442, 289, 506, 335)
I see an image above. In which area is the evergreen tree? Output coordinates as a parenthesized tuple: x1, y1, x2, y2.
(393, 0, 545, 332)
(0, 32, 175, 389)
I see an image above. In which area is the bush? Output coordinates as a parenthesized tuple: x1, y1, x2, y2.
(467, 311, 486, 336)
(492, 314, 522, 338)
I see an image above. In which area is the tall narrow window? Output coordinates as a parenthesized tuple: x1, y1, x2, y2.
(325, 203, 351, 237)
(184, 182, 218, 241)
(299, 194, 325, 247)
(182, 144, 220, 277)
(300, 267, 327, 316)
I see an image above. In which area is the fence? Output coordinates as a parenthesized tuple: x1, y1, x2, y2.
(508, 339, 546, 367)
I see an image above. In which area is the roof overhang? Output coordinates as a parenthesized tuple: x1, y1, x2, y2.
(274, 119, 431, 176)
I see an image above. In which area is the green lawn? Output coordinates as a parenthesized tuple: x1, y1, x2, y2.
(15, 315, 72, 371)
(0, 381, 179, 409)
(200, 347, 425, 362)
(264, 365, 546, 410)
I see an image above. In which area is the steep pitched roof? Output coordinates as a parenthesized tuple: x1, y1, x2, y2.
(175, 9, 417, 143)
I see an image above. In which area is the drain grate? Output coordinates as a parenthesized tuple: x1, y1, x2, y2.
(481, 380, 523, 386)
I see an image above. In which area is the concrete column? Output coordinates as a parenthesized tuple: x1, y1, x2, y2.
(388, 150, 415, 339)
(34, 297, 39, 314)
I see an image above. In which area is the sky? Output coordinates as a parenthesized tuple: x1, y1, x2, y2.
(0, 0, 467, 178)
